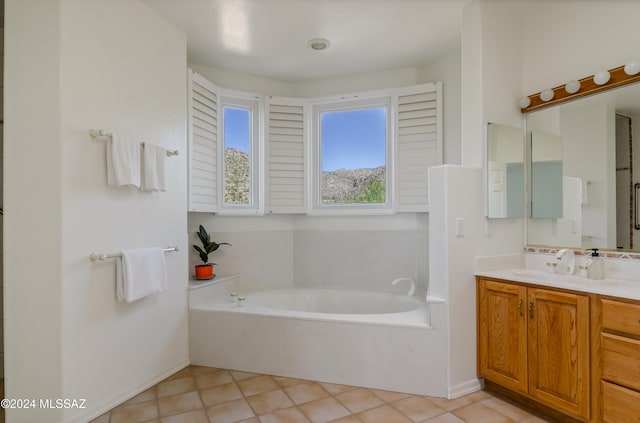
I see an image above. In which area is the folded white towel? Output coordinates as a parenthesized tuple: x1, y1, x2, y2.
(107, 134, 141, 188)
(116, 247, 167, 303)
(141, 144, 167, 192)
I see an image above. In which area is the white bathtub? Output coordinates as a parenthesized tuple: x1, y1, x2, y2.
(189, 278, 449, 396)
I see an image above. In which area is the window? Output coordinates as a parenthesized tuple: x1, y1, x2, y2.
(221, 95, 261, 212)
(313, 98, 391, 211)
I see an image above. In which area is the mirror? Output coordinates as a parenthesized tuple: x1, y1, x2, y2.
(531, 131, 563, 218)
(486, 123, 524, 218)
(526, 82, 640, 251)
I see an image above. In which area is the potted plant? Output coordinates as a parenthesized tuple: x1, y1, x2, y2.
(192, 225, 230, 279)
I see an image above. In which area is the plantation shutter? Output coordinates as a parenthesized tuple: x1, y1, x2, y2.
(394, 82, 443, 212)
(265, 96, 307, 213)
(188, 70, 220, 212)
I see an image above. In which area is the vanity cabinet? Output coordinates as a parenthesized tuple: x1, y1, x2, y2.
(477, 277, 590, 421)
(600, 298, 640, 422)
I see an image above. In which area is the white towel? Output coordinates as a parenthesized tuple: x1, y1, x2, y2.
(116, 247, 167, 303)
(141, 144, 167, 192)
(107, 134, 141, 188)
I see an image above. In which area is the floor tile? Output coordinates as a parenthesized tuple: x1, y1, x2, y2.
(231, 370, 260, 381)
(452, 402, 515, 423)
(160, 408, 209, 423)
(425, 395, 475, 412)
(258, 406, 312, 423)
(422, 413, 466, 423)
(195, 369, 234, 389)
(158, 391, 204, 417)
(369, 389, 411, 403)
(356, 404, 413, 423)
(158, 377, 198, 398)
(334, 389, 384, 414)
(480, 397, 530, 421)
(327, 416, 362, 423)
(110, 400, 159, 423)
(285, 382, 330, 405)
(199, 382, 243, 407)
(246, 389, 294, 415)
(319, 382, 358, 395)
(391, 396, 446, 422)
(206, 398, 255, 423)
(298, 397, 351, 423)
(100, 365, 553, 423)
(273, 376, 307, 388)
(237, 375, 279, 397)
(124, 387, 158, 405)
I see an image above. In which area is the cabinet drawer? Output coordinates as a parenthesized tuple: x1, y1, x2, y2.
(602, 299, 640, 336)
(602, 333, 640, 391)
(602, 381, 640, 423)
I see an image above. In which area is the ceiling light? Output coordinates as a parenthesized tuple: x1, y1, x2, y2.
(308, 38, 330, 51)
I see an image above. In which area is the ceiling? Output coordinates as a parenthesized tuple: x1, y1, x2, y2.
(144, 0, 468, 82)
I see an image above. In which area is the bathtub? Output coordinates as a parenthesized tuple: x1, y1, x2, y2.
(189, 277, 448, 396)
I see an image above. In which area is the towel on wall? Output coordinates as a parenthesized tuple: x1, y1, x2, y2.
(141, 143, 168, 192)
(107, 135, 141, 188)
(116, 247, 167, 303)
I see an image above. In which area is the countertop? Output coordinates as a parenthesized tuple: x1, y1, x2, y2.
(475, 268, 640, 301)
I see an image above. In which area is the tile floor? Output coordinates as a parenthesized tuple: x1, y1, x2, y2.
(89, 366, 552, 423)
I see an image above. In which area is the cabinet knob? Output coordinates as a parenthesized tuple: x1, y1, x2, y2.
(518, 299, 524, 316)
(529, 301, 535, 319)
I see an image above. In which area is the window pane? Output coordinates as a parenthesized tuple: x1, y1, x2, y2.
(224, 106, 251, 205)
(321, 107, 387, 204)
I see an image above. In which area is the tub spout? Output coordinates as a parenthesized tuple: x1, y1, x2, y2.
(390, 278, 416, 296)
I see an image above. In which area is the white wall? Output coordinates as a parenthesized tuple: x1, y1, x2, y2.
(521, 1, 640, 95)
(5, 1, 189, 422)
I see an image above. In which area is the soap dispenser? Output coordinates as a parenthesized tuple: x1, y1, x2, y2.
(588, 249, 604, 280)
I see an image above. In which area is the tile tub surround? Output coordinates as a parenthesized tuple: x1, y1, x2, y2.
(90, 365, 553, 423)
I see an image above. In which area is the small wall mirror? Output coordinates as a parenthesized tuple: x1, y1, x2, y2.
(530, 131, 563, 218)
(486, 123, 524, 218)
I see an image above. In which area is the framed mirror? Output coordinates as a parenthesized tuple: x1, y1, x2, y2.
(486, 123, 524, 219)
(526, 82, 640, 251)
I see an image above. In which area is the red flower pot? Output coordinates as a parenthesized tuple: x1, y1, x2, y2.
(195, 264, 214, 279)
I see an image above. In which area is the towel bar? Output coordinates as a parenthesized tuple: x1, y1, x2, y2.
(89, 129, 179, 156)
(89, 246, 179, 262)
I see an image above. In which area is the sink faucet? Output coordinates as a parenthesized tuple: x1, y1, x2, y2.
(555, 249, 576, 275)
(390, 278, 416, 296)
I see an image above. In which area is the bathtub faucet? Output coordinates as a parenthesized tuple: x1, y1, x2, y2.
(390, 278, 416, 296)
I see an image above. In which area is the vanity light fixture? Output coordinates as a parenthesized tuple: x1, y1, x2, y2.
(593, 70, 611, 85)
(518, 60, 640, 113)
(624, 60, 640, 76)
(540, 89, 554, 102)
(565, 80, 581, 94)
(308, 38, 330, 51)
(517, 97, 531, 109)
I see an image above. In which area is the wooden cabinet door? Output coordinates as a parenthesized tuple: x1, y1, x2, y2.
(527, 288, 590, 420)
(478, 279, 528, 394)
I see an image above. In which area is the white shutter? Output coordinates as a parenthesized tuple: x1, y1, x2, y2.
(188, 70, 220, 212)
(265, 96, 306, 213)
(394, 82, 443, 212)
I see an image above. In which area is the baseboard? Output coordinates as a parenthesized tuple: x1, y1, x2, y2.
(448, 378, 482, 399)
(75, 357, 190, 423)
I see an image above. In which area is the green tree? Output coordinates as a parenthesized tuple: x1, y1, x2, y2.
(351, 178, 385, 203)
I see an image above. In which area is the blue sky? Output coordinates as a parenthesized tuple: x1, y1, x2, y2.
(321, 107, 387, 172)
(224, 107, 250, 152)
(224, 105, 387, 172)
